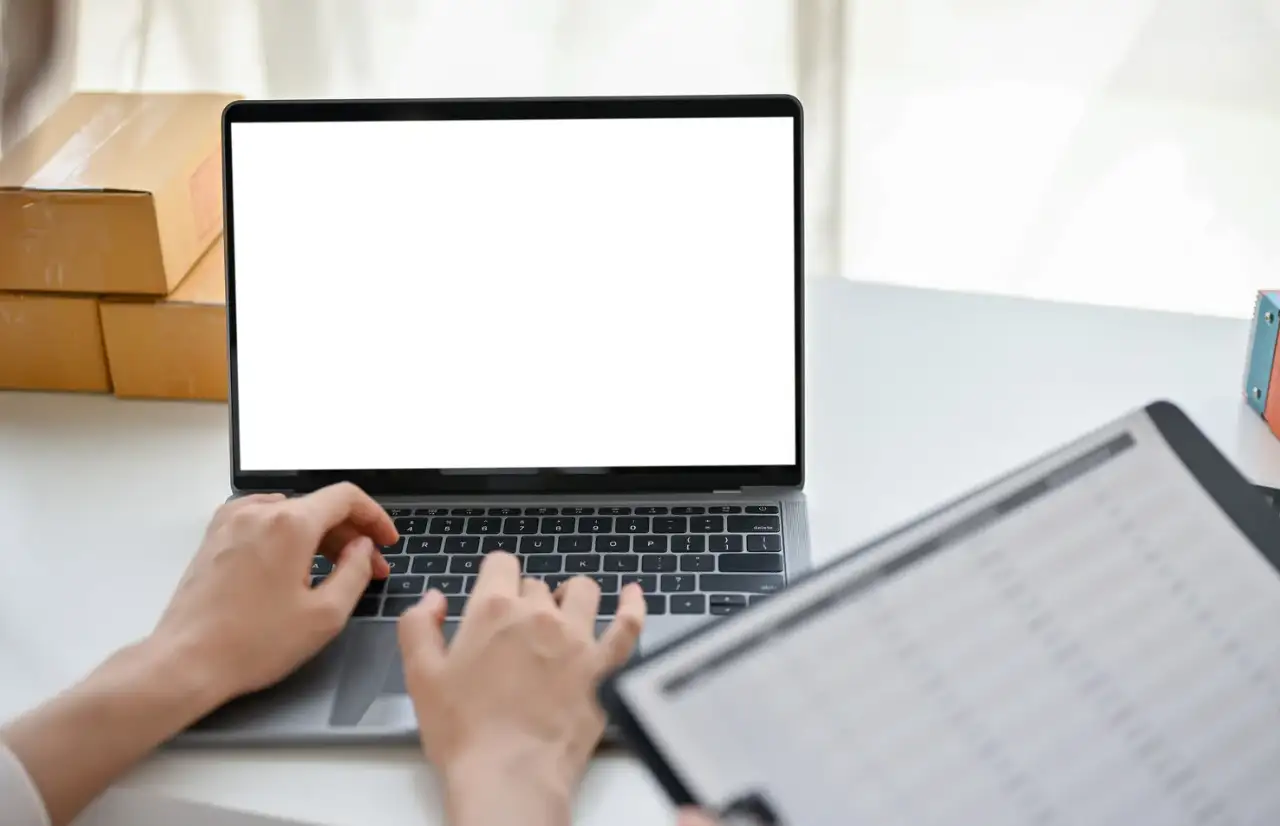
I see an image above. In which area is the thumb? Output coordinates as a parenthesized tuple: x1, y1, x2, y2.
(398, 589, 448, 674)
(315, 535, 375, 616)
(677, 808, 721, 826)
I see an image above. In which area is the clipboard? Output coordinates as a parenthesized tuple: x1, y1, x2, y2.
(600, 401, 1280, 826)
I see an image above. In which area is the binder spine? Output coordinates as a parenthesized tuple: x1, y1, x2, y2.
(1244, 291, 1280, 439)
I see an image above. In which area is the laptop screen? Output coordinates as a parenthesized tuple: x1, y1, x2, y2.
(228, 112, 797, 473)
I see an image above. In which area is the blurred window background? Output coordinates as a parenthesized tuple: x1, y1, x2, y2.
(8, 0, 1280, 317)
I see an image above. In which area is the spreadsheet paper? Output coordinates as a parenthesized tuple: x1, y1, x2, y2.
(618, 413, 1280, 826)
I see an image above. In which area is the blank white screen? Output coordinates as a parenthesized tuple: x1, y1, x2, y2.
(231, 116, 796, 471)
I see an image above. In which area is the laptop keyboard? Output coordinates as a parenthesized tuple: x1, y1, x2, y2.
(310, 504, 787, 620)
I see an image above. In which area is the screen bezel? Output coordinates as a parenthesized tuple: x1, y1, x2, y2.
(223, 95, 805, 495)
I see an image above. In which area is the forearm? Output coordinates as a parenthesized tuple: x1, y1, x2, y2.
(1, 635, 222, 826)
(443, 746, 574, 826)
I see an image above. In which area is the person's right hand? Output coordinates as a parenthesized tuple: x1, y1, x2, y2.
(677, 808, 720, 826)
(398, 552, 646, 826)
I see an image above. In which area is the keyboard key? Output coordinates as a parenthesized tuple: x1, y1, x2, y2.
(749, 594, 771, 606)
(747, 534, 783, 552)
(745, 505, 780, 514)
(617, 517, 650, 534)
(595, 535, 631, 552)
(567, 555, 601, 573)
(504, 517, 539, 535)
(481, 536, 520, 553)
(452, 507, 486, 516)
(466, 517, 503, 534)
(561, 507, 594, 516)
(644, 595, 667, 615)
(429, 517, 466, 534)
(525, 506, 559, 516)
(382, 596, 419, 617)
(353, 596, 380, 617)
(708, 505, 742, 514)
(721, 554, 784, 573)
(311, 575, 326, 588)
(557, 536, 593, 552)
(544, 575, 571, 591)
(444, 536, 481, 554)
(542, 517, 577, 534)
(634, 506, 668, 515)
(448, 556, 482, 575)
(672, 506, 706, 515)
(672, 536, 707, 553)
(386, 555, 411, 575)
(311, 556, 333, 575)
(700, 574, 784, 594)
(388, 575, 425, 595)
(671, 594, 706, 614)
(385, 507, 413, 518)
(621, 574, 659, 592)
(728, 516, 781, 533)
(465, 576, 478, 593)
(604, 554, 639, 572)
(711, 603, 746, 616)
(661, 574, 696, 592)
(598, 595, 619, 615)
(381, 538, 406, 555)
(406, 536, 443, 554)
(427, 575, 465, 594)
(411, 556, 447, 574)
(680, 555, 715, 572)
(446, 596, 467, 616)
(710, 594, 748, 608)
(520, 536, 556, 554)
(641, 555, 677, 573)
(653, 517, 687, 534)
(364, 578, 387, 595)
(588, 574, 620, 592)
(709, 535, 744, 552)
(690, 516, 725, 533)
(489, 507, 521, 516)
(525, 556, 562, 574)
(579, 517, 613, 533)
(598, 506, 631, 515)
(634, 536, 668, 552)
(394, 517, 426, 535)
(416, 507, 449, 516)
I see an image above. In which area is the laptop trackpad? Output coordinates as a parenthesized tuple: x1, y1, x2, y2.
(331, 620, 613, 727)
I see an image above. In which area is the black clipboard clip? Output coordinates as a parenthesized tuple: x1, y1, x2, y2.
(719, 792, 782, 826)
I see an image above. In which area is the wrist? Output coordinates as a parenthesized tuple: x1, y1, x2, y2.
(441, 739, 574, 826)
(122, 632, 230, 723)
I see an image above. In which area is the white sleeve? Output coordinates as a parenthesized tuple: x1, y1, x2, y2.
(0, 741, 50, 826)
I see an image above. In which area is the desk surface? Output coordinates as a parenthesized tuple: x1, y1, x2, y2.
(2, 278, 1279, 826)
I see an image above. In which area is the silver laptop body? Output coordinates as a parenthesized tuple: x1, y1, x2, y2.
(178, 94, 810, 745)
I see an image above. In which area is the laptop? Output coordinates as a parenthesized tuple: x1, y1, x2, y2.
(177, 95, 811, 745)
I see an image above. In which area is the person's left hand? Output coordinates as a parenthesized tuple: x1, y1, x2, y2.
(151, 483, 397, 704)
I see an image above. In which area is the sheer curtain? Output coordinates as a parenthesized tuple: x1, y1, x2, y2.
(842, 0, 1280, 318)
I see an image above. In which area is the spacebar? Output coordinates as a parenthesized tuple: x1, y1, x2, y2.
(700, 574, 784, 594)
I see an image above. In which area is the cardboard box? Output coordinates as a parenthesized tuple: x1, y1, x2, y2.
(0, 292, 110, 392)
(100, 238, 228, 400)
(0, 92, 237, 296)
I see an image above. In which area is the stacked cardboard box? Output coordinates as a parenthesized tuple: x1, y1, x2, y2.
(0, 92, 238, 399)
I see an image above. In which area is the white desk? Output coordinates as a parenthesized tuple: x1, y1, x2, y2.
(2, 278, 1279, 826)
